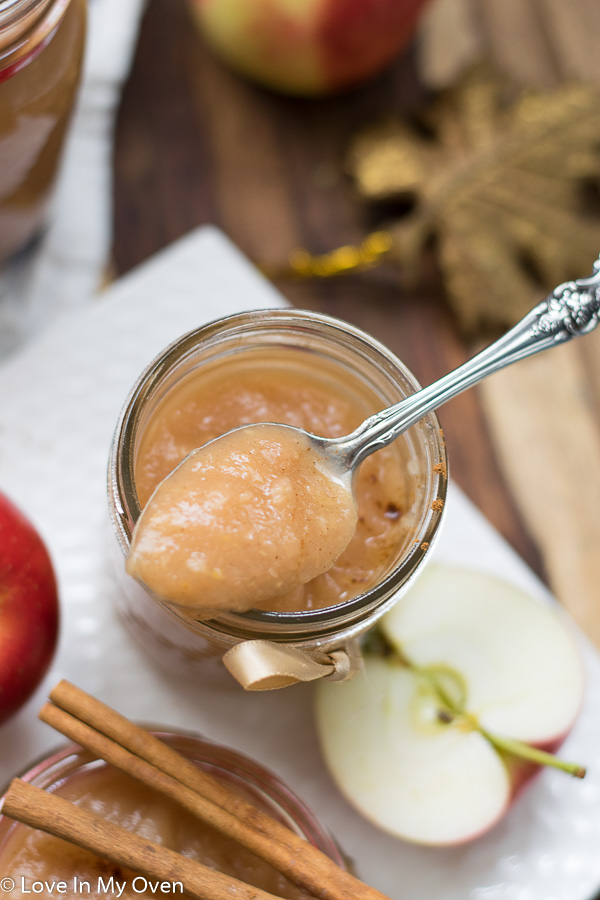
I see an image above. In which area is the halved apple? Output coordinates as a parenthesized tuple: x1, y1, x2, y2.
(315, 565, 585, 845)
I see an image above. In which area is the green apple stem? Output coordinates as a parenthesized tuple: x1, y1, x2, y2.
(478, 728, 586, 778)
(423, 665, 586, 779)
(364, 628, 586, 779)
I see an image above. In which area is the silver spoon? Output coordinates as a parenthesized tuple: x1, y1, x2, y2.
(205, 259, 600, 492)
(141, 259, 600, 496)
(300, 258, 600, 484)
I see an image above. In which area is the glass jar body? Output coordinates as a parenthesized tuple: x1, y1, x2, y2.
(0, 0, 87, 263)
(108, 309, 448, 681)
(0, 732, 347, 895)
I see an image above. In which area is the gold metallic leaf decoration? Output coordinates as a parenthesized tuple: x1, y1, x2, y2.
(347, 68, 600, 333)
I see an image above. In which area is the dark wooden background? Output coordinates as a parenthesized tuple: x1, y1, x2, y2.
(112, 0, 548, 589)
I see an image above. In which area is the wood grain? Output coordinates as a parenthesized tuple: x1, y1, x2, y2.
(419, 0, 600, 88)
(418, 0, 600, 642)
(481, 337, 600, 645)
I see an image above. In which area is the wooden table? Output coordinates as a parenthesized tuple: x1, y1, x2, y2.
(112, 0, 600, 644)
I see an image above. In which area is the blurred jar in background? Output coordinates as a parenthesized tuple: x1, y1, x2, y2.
(0, 0, 86, 264)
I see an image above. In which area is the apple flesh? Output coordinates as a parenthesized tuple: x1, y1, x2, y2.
(315, 565, 585, 845)
(189, 0, 431, 96)
(0, 492, 59, 725)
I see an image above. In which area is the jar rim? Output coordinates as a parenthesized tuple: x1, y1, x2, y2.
(0, 0, 68, 72)
(109, 308, 448, 643)
(0, 0, 46, 22)
(0, 730, 346, 869)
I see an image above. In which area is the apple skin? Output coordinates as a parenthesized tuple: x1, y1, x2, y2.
(0, 493, 59, 725)
(189, 0, 431, 96)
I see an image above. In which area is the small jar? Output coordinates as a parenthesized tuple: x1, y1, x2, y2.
(0, 732, 347, 898)
(108, 310, 448, 688)
(0, 0, 86, 263)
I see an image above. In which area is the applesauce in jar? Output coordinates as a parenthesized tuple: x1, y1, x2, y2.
(0, 0, 86, 262)
(0, 734, 345, 899)
(133, 350, 411, 614)
(109, 310, 447, 682)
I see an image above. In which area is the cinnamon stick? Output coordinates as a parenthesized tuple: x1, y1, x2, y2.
(40, 703, 312, 888)
(44, 681, 391, 900)
(49, 680, 251, 813)
(2, 779, 284, 900)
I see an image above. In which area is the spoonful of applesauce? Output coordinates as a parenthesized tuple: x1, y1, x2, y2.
(127, 263, 600, 614)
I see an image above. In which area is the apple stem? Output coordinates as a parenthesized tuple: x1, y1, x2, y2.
(429, 673, 586, 779)
(364, 628, 586, 779)
(478, 728, 586, 779)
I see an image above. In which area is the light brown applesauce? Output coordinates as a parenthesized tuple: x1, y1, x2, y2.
(0, 765, 309, 900)
(0, 0, 87, 262)
(132, 350, 410, 614)
(128, 424, 359, 613)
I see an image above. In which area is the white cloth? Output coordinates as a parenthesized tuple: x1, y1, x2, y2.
(0, 0, 147, 355)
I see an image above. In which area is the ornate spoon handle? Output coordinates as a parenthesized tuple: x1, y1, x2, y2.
(336, 259, 600, 468)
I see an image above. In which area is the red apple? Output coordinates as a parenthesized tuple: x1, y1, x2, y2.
(189, 0, 431, 96)
(316, 565, 585, 845)
(0, 492, 59, 725)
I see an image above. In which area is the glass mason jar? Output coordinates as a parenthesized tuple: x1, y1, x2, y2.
(108, 309, 448, 688)
(0, 732, 347, 896)
(0, 0, 87, 263)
